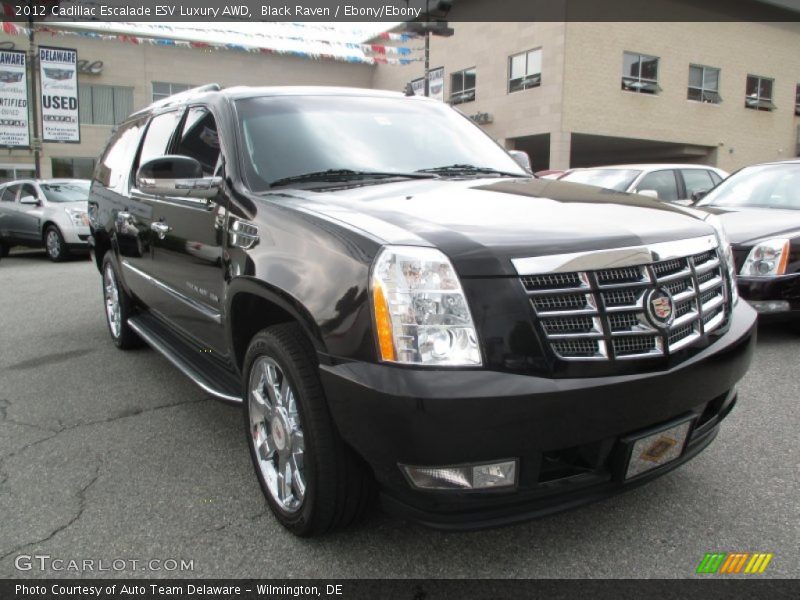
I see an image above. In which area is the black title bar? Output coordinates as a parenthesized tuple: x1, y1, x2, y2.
(1, 0, 799, 22)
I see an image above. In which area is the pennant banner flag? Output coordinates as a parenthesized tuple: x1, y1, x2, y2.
(0, 22, 421, 66)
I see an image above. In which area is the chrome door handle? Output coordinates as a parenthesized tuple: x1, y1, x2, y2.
(150, 221, 171, 239)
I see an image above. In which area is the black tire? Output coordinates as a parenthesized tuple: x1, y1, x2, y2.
(101, 253, 142, 349)
(0, 240, 10, 257)
(243, 323, 374, 536)
(44, 225, 69, 262)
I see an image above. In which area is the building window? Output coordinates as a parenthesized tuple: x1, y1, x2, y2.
(152, 82, 193, 102)
(51, 157, 96, 179)
(0, 165, 35, 183)
(745, 75, 775, 111)
(688, 65, 722, 104)
(508, 49, 541, 93)
(449, 68, 476, 104)
(622, 52, 660, 94)
(795, 84, 799, 116)
(78, 84, 134, 125)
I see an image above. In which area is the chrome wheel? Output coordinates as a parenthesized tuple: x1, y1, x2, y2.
(249, 356, 305, 513)
(46, 229, 61, 259)
(103, 263, 121, 339)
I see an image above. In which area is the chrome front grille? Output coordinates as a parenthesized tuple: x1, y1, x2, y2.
(519, 239, 730, 361)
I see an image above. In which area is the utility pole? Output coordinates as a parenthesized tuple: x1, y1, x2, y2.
(404, 2, 452, 98)
(423, 0, 430, 97)
(27, 1, 41, 178)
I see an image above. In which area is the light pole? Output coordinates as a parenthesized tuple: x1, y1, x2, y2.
(423, 0, 430, 97)
(27, 1, 41, 178)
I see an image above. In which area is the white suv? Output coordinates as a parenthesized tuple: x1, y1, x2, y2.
(0, 179, 91, 261)
(559, 163, 728, 205)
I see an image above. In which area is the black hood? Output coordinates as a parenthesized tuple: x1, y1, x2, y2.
(702, 206, 800, 246)
(275, 177, 715, 277)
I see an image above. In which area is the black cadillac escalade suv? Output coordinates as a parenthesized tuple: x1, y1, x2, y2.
(89, 85, 757, 536)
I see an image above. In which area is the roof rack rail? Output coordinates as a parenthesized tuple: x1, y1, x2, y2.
(147, 83, 222, 110)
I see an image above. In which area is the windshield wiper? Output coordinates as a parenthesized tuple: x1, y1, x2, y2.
(269, 169, 436, 188)
(415, 164, 526, 178)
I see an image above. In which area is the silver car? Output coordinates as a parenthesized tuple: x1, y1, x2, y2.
(0, 179, 91, 261)
(559, 163, 729, 205)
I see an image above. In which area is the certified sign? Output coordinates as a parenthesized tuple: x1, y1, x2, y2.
(39, 46, 80, 143)
(0, 49, 30, 148)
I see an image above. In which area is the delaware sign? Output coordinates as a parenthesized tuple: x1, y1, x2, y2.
(0, 49, 30, 148)
(39, 46, 80, 143)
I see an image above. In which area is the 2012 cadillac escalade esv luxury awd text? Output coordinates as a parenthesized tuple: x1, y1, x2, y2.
(89, 85, 757, 536)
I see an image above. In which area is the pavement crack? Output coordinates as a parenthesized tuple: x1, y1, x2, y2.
(0, 398, 59, 434)
(0, 397, 210, 492)
(0, 463, 101, 565)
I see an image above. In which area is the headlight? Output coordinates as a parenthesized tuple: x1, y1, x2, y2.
(65, 207, 90, 227)
(740, 238, 790, 277)
(371, 246, 482, 366)
(705, 214, 739, 305)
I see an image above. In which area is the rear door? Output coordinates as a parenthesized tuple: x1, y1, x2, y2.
(143, 105, 228, 353)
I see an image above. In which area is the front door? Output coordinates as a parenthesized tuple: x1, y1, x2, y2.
(16, 183, 43, 242)
(0, 184, 21, 241)
(134, 105, 228, 355)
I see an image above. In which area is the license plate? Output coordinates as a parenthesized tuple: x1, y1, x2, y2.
(625, 420, 692, 480)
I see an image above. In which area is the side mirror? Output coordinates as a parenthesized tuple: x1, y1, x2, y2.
(637, 189, 660, 199)
(508, 150, 532, 173)
(136, 155, 221, 199)
(691, 190, 708, 204)
(20, 195, 40, 205)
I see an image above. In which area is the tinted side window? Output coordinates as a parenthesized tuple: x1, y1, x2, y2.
(681, 169, 714, 197)
(0, 185, 17, 202)
(2, 184, 20, 203)
(637, 170, 678, 201)
(708, 170, 723, 185)
(176, 107, 220, 175)
(19, 183, 37, 202)
(96, 119, 145, 191)
(137, 110, 183, 170)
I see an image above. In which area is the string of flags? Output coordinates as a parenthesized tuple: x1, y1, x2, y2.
(0, 21, 421, 66)
(115, 21, 418, 44)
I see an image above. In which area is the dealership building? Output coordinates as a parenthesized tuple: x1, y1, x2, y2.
(373, 19, 800, 172)
(0, 15, 799, 180)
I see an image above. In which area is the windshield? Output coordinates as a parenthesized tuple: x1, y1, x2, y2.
(698, 163, 800, 210)
(235, 95, 527, 191)
(560, 168, 642, 191)
(40, 181, 90, 203)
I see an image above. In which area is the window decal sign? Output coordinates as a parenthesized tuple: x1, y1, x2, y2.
(39, 46, 80, 143)
(410, 67, 444, 101)
(428, 67, 444, 102)
(0, 48, 30, 148)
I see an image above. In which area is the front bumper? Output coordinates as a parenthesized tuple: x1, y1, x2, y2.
(320, 301, 757, 529)
(61, 224, 91, 247)
(738, 274, 800, 321)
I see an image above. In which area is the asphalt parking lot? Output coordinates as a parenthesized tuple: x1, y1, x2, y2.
(0, 250, 798, 579)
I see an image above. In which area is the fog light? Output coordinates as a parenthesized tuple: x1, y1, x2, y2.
(748, 300, 790, 313)
(401, 460, 517, 491)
